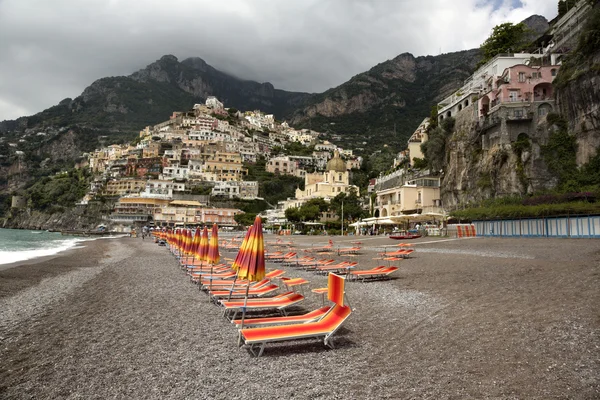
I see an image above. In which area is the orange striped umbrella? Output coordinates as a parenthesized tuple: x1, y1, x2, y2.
(191, 228, 202, 255)
(237, 216, 265, 282)
(206, 223, 220, 265)
(197, 226, 209, 262)
(177, 229, 184, 252)
(235, 216, 266, 332)
(231, 225, 254, 271)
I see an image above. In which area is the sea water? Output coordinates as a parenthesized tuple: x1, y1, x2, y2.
(0, 228, 85, 266)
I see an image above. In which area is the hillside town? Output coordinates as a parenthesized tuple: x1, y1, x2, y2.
(3, 0, 586, 235)
(81, 12, 569, 232)
(81, 96, 365, 229)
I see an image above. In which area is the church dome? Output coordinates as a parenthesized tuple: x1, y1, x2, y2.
(327, 151, 346, 172)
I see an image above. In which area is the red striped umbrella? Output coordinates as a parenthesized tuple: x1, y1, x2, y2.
(191, 228, 202, 255)
(197, 226, 209, 262)
(231, 225, 254, 271)
(206, 223, 220, 265)
(237, 216, 265, 282)
(235, 216, 266, 332)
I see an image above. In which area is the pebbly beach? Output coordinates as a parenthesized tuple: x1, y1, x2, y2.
(1, 235, 599, 399)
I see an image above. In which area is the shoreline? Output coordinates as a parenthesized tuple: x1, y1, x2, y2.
(0, 234, 128, 272)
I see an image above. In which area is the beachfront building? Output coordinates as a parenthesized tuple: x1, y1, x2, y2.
(153, 201, 241, 226)
(111, 197, 171, 224)
(407, 118, 429, 166)
(372, 173, 442, 218)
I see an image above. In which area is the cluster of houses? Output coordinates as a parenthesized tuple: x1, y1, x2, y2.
(80, 96, 361, 228)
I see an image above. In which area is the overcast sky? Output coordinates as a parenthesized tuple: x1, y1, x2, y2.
(0, 0, 556, 121)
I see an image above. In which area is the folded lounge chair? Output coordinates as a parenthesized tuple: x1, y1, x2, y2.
(239, 273, 352, 357)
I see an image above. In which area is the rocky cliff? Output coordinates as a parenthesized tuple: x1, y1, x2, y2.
(290, 50, 481, 151)
(555, 53, 600, 166)
(441, 104, 557, 208)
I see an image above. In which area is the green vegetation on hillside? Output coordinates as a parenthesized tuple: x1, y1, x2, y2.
(244, 156, 304, 205)
(25, 168, 91, 213)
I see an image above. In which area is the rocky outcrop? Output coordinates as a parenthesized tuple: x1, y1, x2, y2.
(2, 202, 109, 231)
(290, 50, 481, 151)
(441, 103, 557, 208)
(555, 52, 600, 166)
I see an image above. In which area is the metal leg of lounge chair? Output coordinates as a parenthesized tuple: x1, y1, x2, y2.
(257, 342, 266, 357)
(324, 334, 335, 349)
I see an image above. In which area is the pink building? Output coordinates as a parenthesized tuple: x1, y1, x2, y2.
(479, 64, 560, 118)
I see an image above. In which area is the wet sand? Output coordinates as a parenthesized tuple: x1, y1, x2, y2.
(0, 235, 599, 399)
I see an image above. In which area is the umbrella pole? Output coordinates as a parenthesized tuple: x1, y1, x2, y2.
(208, 262, 214, 302)
(227, 273, 239, 301)
(238, 284, 251, 347)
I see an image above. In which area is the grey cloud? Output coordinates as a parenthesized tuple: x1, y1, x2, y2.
(0, 0, 556, 120)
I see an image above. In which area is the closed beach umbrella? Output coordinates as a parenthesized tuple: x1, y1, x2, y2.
(197, 226, 209, 262)
(206, 224, 220, 265)
(206, 223, 221, 292)
(236, 218, 265, 282)
(191, 227, 202, 255)
(231, 225, 254, 271)
(235, 216, 266, 331)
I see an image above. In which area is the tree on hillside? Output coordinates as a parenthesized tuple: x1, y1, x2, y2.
(478, 23, 529, 67)
(558, 0, 580, 17)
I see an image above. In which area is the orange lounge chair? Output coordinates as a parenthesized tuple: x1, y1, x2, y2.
(379, 249, 414, 258)
(268, 252, 297, 263)
(315, 261, 358, 274)
(200, 269, 284, 288)
(337, 247, 361, 255)
(279, 277, 309, 293)
(303, 240, 334, 253)
(282, 255, 312, 267)
(220, 292, 305, 319)
(208, 283, 280, 299)
(202, 277, 271, 289)
(348, 266, 399, 282)
(301, 259, 335, 271)
(231, 305, 331, 328)
(240, 304, 352, 357)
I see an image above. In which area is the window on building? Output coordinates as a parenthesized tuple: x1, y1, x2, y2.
(551, 68, 557, 77)
(518, 72, 526, 82)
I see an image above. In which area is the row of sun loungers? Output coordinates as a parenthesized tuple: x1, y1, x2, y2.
(162, 232, 416, 356)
